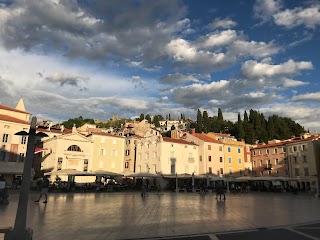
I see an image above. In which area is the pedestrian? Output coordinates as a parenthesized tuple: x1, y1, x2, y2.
(215, 182, 226, 200)
(35, 176, 50, 203)
(157, 184, 163, 195)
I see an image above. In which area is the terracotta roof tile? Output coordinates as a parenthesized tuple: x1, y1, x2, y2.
(0, 104, 30, 114)
(193, 133, 221, 143)
(0, 114, 30, 125)
(252, 142, 286, 149)
(163, 137, 198, 145)
(88, 132, 125, 138)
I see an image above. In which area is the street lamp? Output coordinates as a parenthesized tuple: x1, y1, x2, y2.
(5, 116, 48, 240)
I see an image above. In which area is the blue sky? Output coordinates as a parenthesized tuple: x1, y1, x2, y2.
(0, 0, 319, 132)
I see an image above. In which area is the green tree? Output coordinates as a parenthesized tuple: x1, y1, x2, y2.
(139, 113, 145, 121)
(153, 115, 160, 127)
(196, 109, 203, 133)
(202, 111, 209, 133)
(145, 114, 151, 123)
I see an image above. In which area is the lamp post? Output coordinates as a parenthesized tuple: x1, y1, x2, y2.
(5, 116, 47, 240)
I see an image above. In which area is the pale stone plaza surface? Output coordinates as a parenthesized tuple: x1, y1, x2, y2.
(1, 191, 320, 240)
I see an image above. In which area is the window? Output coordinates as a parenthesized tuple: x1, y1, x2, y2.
(2, 134, 8, 143)
(285, 169, 288, 175)
(260, 171, 264, 176)
(4, 125, 10, 129)
(125, 162, 129, 169)
(67, 145, 81, 152)
(208, 145, 211, 150)
(57, 158, 63, 170)
(154, 164, 157, 172)
(239, 169, 242, 175)
(253, 161, 256, 167)
(220, 157, 223, 163)
(238, 148, 241, 153)
(21, 136, 27, 144)
(276, 170, 279, 176)
(284, 157, 287, 165)
(304, 168, 309, 176)
(283, 147, 286, 153)
(302, 145, 306, 151)
(200, 156, 202, 161)
(268, 171, 271, 175)
(258, 150, 262, 155)
(220, 168, 223, 174)
(209, 167, 212, 174)
(83, 159, 88, 172)
(260, 160, 262, 166)
(294, 157, 297, 163)
(303, 156, 307, 163)
(18, 153, 25, 162)
(275, 159, 279, 166)
(266, 149, 269, 155)
(253, 151, 256, 156)
(294, 168, 299, 176)
(153, 152, 157, 159)
(99, 149, 105, 155)
(219, 146, 222, 151)
(208, 156, 211, 162)
(228, 157, 232, 163)
(126, 150, 130, 156)
(274, 148, 278, 154)
(229, 168, 232, 174)
(145, 152, 149, 159)
(293, 146, 297, 152)
(228, 147, 231, 152)
(147, 144, 150, 148)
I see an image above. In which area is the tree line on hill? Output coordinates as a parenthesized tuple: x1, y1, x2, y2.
(62, 108, 305, 144)
(193, 108, 306, 144)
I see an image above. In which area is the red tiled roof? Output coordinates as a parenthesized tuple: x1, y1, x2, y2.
(36, 126, 72, 134)
(0, 114, 30, 125)
(163, 137, 198, 145)
(0, 104, 30, 114)
(193, 133, 221, 143)
(252, 142, 286, 149)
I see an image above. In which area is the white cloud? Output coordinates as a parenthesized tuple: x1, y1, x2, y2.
(274, 5, 320, 29)
(229, 40, 280, 58)
(171, 80, 229, 106)
(253, 0, 282, 20)
(292, 92, 320, 101)
(241, 59, 313, 79)
(159, 73, 210, 85)
(199, 30, 240, 48)
(208, 18, 237, 29)
(283, 78, 309, 88)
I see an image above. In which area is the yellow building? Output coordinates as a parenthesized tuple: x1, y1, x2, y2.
(206, 133, 246, 177)
(0, 99, 31, 185)
(87, 132, 125, 174)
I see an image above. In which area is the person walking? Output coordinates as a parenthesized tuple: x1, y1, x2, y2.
(35, 176, 50, 203)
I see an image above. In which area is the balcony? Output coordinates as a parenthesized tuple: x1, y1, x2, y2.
(263, 164, 272, 170)
(188, 157, 195, 163)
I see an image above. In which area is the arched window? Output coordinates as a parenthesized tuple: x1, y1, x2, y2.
(67, 145, 82, 152)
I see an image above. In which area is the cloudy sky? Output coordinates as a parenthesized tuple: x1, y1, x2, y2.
(0, 0, 319, 132)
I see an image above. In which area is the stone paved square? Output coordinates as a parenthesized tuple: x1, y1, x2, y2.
(1, 191, 320, 240)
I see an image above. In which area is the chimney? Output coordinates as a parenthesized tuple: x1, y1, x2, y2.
(61, 125, 64, 133)
(190, 129, 195, 135)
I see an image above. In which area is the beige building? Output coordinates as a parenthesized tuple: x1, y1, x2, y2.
(172, 130, 224, 175)
(0, 99, 31, 185)
(41, 130, 93, 182)
(159, 137, 199, 175)
(135, 131, 161, 174)
(87, 132, 125, 174)
(286, 133, 320, 191)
